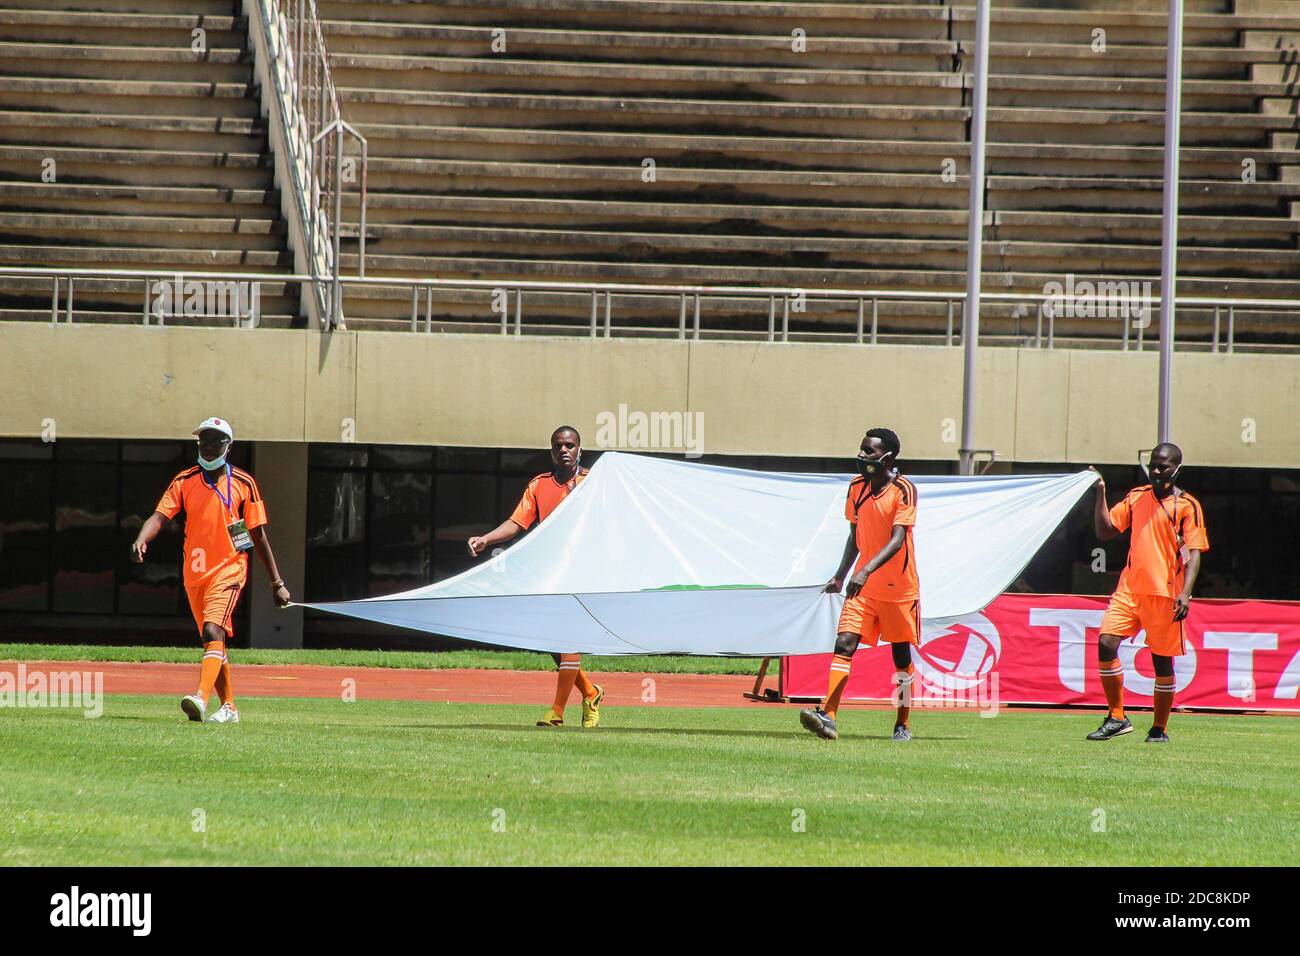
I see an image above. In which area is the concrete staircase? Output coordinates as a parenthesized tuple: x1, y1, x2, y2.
(320, 0, 1300, 346)
(0, 0, 299, 326)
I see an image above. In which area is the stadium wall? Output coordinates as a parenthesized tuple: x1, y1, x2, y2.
(4, 324, 1297, 467)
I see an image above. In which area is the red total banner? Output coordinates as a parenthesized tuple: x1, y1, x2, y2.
(781, 594, 1300, 713)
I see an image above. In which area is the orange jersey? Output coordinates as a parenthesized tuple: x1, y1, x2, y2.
(510, 467, 589, 529)
(845, 472, 919, 601)
(1109, 485, 1209, 598)
(156, 465, 268, 587)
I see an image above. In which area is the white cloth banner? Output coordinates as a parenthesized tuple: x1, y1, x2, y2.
(308, 452, 1096, 656)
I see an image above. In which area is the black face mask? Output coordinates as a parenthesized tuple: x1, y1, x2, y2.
(857, 456, 889, 479)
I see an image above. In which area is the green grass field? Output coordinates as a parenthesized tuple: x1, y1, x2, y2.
(0, 643, 762, 674)
(1, 695, 1295, 865)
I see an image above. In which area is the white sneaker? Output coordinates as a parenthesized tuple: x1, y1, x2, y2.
(180, 694, 207, 722)
(208, 703, 240, 724)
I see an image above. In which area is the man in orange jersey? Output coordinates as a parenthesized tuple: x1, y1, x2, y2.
(1087, 443, 1208, 743)
(800, 427, 920, 742)
(466, 425, 604, 728)
(130, 417, 291, 723)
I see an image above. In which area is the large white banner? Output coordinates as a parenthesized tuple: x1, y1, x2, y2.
(308, 453, 1096, 656)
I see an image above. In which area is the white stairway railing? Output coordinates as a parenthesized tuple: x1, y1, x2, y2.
(251, 0, 367, 329)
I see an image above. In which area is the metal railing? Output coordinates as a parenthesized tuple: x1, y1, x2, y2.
(5, 267, 1297, 354)
(259, 0, 367, 329)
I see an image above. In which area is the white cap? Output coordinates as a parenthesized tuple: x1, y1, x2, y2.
(193, 417, 234, 441)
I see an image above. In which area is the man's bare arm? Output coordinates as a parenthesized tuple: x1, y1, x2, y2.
(824, 525, 858, 593)
(250, 525, 291, 607)
(1174, 549, 1203, 622)
(468, 519, 522, 557)
(130, 511, 168, 563)
(1092, 471, 1119, 541)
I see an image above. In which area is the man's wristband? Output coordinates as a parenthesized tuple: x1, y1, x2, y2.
(271, 579, 285, 589)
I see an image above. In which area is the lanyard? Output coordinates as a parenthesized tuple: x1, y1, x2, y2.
(1154, 488, 1181, 538)
(202, 464, 234, 512)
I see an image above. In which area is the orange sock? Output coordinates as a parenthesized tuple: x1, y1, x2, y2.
(214, 649, 235, 707)
(552, 655, 582, 715)
(575, 665, 597, 701)
(1099, 658, 1125, 720)
(1153, 677, 1176, 731)
(895, 662, 915, 728)
(823, 653, 854, 719)
(198, 641, 225, 703)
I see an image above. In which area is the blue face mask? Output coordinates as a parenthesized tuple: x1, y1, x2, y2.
(197, 438, 229, 471)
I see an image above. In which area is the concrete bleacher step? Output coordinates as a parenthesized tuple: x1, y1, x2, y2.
(339, 85, 1293, 148)
(319, 0, 1236, 33)
(346, 221, 1300, 279)
(0, 181, 279, 219)
(347, 192, 1300, 250)
(347, 122, 1300, 182)
(330, 55, 963, 107)
(0, 42, 253, 83)
(322, 21, 958, 71)
(0, 211, 286, 252)
(321, 0, 957, 35)
(0, 76, 261, 118)
(339, 87, 971, 140)
(330, 51, 1300, 115)
(320, 21, 1295, 85)
(352, 157, 1300, 217)
(0, 0, 240, 13)
(951, 5, 1287, 46)
(0, 242, 289, 269)
(0, 109, 267, 154)
(0, 145, 274, 189)
(0, 8, 246, 48)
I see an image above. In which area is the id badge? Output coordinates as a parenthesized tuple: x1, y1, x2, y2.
(227, 518, 254, 552)
(1176, 535, 1189, 568)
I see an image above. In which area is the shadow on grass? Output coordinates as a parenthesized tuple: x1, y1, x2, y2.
(386, 722, 972, 741)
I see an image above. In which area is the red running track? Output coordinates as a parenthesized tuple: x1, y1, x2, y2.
(0, 661, 809, 710)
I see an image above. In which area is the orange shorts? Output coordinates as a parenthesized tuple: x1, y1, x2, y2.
(186, 571, 245, 639)
(837, 594, 921, 646)
(1100, 589, 1186, 657)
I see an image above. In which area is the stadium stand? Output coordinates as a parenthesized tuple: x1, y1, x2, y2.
(318, 0, 1300, 345)
(0, 0, 299, 325)
(1, 0, 1299, 346)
